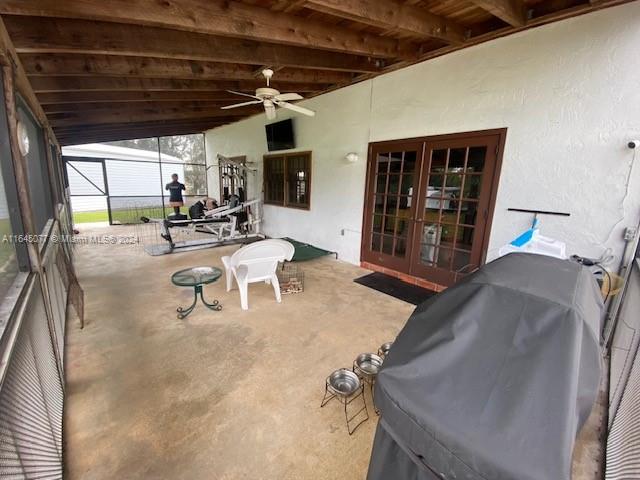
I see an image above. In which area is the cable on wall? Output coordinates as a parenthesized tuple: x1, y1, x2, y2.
(602, 146, 638, 247)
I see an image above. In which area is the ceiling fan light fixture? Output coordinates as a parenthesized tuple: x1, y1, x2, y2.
(221, 70, 315, 118)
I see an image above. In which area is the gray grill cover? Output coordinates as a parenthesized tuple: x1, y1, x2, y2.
(368, 253, 603, 480)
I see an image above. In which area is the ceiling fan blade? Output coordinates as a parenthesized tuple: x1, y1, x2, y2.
(220, 100, 263, 110)
(274, 92, 303, 101)
(274, 100, 315, 117)
(265, 103, 277, 120)
(226, 90, 261, 100)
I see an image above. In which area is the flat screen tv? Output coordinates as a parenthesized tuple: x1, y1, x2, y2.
(265, 118, 295, 151)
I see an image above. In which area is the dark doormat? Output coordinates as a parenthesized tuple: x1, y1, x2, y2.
(354, 272, 436, 305)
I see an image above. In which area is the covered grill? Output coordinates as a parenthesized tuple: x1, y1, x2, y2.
(368, 253, 603, 480)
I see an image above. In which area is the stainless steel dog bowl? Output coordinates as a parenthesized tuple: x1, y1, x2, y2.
(378, 342, 393, 358)
(353, 353, 383, 377)
(327, 369, 361, 397)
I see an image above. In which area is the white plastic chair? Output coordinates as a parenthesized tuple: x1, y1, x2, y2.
(221, 239, 295, 310)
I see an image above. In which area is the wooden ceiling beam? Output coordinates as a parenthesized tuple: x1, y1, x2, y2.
(43, 100, 232, 114)
(20, 54, 354, 84)
(56, 118, 228, 134)
(304, 0, 467, 44)
(36, 90, 262, 105)
(0, 0, 415, 59)
(49, 107, 257, 127)
(4, 16, 384, 73)
(57, 123, 225, 145)
(467, 0, 527, 27)
(55, 119, 229, 137)
(29, 76, 323, 93)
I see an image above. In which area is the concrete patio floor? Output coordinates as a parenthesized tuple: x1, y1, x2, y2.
(63, 225, 603, 480)
(63, 225, 414, 479)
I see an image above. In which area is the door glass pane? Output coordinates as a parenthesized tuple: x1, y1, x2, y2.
(444, 173, 463, 207)
(420, 243, 438, 266)
(389, 152, 403, 173)
(447, 148, 466, 171)
(456, 226, 475, 251)
(394, 237, 407, 256)
(398, 195, 412, 212)
(440, 224, 456, 246)
(376, 153, 390, 173)
(426, 195, 444, 210)
(453, 250, 471, 272)
(382, 235, 394, 255)
(444, 173, 463, 190)
(400, 174, 413, 195)
(427, 175, 444, 203)
(371, 233, 382, 252)
(418, 224, 441, 266)
(467, 146, 487, 173)
(372, 214, 383, 234)
(459, 201, 479, 226)
(404, 151, 417, 174)
(376, 174, 387, 194)
(436, 248, 453, 269)
(383, 216, 396, 235)
(374, 195, 385, 214)
(395, 216, 410, 237)
(388, 175, 400, 195)
(463, 175, 482, 199)
(439, 207, 457, 225)
(387, 197, 399, 215)
(430, 149, 447, 173)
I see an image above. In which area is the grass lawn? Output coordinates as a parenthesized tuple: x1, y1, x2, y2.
(73, 210, 110, 224)
(73, 207, 166, 224)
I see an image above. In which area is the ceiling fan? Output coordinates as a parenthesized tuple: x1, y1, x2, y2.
(221, 68, 316, 120)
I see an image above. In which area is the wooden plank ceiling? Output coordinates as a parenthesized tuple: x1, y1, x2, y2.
(0, 0, 632, 145)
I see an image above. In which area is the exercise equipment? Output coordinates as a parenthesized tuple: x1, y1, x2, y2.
(141, 198, 264, 255)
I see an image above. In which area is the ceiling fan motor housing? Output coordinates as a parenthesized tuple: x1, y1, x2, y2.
(256, 87, 280, 98)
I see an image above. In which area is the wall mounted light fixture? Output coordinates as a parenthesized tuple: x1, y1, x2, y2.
(16, 121, 29, 156)
(345, 152, 358, 163)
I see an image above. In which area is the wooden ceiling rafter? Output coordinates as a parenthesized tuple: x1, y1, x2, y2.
(42, 100, 237, 115)
(35, 90, 272, 105)
(48, 107, 257, 128)
(467, 0, 528, 26)
(28, 76, 325, 94)
(0, 0, 416, 59)
(56, 121, 230, 145)
(4, 16, 385, 73)
(0, 0, 634, 145)
(20, 54, 354, 84)
(303, 0, 469, 43)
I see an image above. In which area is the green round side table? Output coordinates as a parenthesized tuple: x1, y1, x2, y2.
(171, 266, 223, 319)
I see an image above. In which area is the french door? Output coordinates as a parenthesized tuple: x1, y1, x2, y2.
(362, 130, 505, 287)
(361, 141, 424, 273)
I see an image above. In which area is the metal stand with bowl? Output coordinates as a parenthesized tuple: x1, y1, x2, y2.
(320, 369, 369, 435)
(320, 341, 394, 434)
(353, 353, 384, 415)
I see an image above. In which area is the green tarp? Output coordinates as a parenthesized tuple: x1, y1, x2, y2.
(280, 237, 337, 261)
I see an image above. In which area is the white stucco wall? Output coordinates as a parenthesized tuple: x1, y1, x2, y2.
(206, 2, 640, 268)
